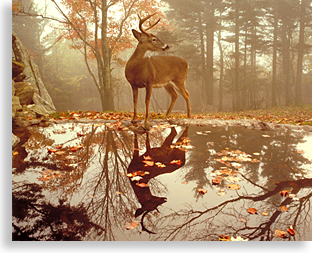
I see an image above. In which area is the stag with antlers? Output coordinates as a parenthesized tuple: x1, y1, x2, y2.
(125, 13, 191, 129)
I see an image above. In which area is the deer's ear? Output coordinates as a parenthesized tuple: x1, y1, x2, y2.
(132, 29, 145, 41)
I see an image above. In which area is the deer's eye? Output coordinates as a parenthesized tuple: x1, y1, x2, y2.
(152, 38, 157, 42)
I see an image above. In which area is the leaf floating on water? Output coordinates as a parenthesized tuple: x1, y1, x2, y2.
(13, 151, 19, 156)
(226, 183, 240, 190)
(280, 205, 288, 212)
(170, 159, 182, 165)
(275, 229, 288, 238)
(88, 194, 95, 198)
(231, 236, 248, 241)
(155, 162, 166, 168)
(216, 188, 226, 196)
(287, 225, 295, 236)
(219, 234, 231, 241)
(125, 221, 139, 230)
(182, 181, 188, 184)
(198, 188, 207, 194)
(136, 182, 149, 188)
(280, 190, 290, 197)
(143, 160, 154, 167)
(212, 178, 221, 185)
(131, 176, 143, 181)
(116, 191, 121, 195)
(143, 155, 152, 160)
(262, 211, 269, 216)
(262, 134, 270, 138)
(247, 207, 258, 214)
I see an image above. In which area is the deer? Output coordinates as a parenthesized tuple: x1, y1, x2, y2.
(125, 13, 191, 129)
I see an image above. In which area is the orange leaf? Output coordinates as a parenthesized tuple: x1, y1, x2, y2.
(125, 221, 138, 230)
(55, 151, 65, 155)
(55, 145, 63, 149)
(47, 148, 58, 153)
(274, 229, 288, 238)
(280, 205, 288, 212)
(219, 234, 231, 241)
(212, 178, 221, 185)
(136, 182, 148, 188)
(143, 155, 152, 160)
(247, 207, 258, 214)
(170, 159, 182, 165)
(280, 190, 290, 197)
(227, 183, 240, 190)
(198, 188, 207, 194)
(143, 160, 154, 166)
(70, 144, 83, 151)
(287, 226, 295, 236)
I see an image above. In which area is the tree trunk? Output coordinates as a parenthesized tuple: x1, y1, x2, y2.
(101, 0, 115, 111)
(234, 0, 241, 111)
(217, 16, 224, 112)
(296, 0, 307, 106)
(198, 11, 207, 109)
(205, 1, 215, 105)
(272, 0, 278, 107)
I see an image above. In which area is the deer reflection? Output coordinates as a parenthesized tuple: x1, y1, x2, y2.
(128, 126, 189, 233)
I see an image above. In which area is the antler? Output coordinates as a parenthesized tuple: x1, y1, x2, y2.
(138, 12, 161, 35)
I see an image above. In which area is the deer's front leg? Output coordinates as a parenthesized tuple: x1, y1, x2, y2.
(132, 86, 139, 123)
(144, 86, 152, 130)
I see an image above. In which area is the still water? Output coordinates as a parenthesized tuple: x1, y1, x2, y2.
(12, 122, 312, 241)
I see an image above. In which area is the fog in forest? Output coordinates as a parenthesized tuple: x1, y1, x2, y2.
(12, 0, 312, 114)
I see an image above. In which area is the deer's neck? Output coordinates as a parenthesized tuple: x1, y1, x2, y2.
(128, 44, 149, 65)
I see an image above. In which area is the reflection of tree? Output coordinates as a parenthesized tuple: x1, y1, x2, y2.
(153, 178, 312, 241)
(12, 182, 104, 241)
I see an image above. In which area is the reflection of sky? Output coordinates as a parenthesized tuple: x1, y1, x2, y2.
(297, 135, 312, 177)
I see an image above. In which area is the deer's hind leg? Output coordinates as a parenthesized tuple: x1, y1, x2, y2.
(164, 83, 178, 118)
(172, 80, 191, 118)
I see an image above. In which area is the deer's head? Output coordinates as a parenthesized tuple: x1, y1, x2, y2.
(132, 12, 169, 52)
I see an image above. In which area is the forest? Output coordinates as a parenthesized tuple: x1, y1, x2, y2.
(12, 0, 312, 114)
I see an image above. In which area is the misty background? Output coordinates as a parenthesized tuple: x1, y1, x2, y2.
(12, 0, 312, 114)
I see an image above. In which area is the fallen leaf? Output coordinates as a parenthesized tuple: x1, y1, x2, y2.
(253, 152, 260, 156)
(226, 183, 240, 190)
(297, 150, 304, 154)
(55, 151, 65, 155)
(275, 229, 288, 238)
(125, 221, 138, 230)
(143, 160, 154, 166)
(198, 188, 207, 194)
(170, 159, 182, 165)
(262, 211, 269, 216)
(182, 181, 188, 184)
(247, 207, 258, 214)
(88, 194, 95, 198)
(219, 234, 231, 241)
(131, 176, 143, 181)
(116, 191, 121, 195)
(155, 162, 166, 168)
(136, 182, 149, 188)
(280, 190, 290, 197)
(212, 178, 221, 185)
(287, 225, 295, 236)
(70, 144, 84, 151)
(55, 145, 63, 149)
(143, 155, 152, 160)
(280, 205, 288, 212)
(47, 148, 58, 153)
(13, 151, 19, 156)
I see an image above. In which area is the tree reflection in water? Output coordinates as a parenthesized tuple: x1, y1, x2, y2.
(12, 123, 312, 240)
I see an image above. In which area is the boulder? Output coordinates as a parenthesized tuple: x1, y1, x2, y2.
(12, 96, 22, 119)
(12, 133, 20, 148)
(15, 82, 35, 105)
(12, 60, 25, 79)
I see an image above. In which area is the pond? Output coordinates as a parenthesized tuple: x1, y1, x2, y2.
(12, 121, 312, 241)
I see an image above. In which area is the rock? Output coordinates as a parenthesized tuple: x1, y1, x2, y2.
(15, 82, 35, 105)
(12, 133, 20, 148)
(32, 93, 57, 114)
(12, 31, 56, 111)
(12, 60, 25, 79)
(27, 104, 56, 116)
(12, 96, 22, 119)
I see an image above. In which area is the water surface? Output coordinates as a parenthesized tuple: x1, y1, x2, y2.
(12, 122, 312, 241)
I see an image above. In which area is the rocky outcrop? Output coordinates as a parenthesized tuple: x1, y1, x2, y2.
(12, 31, 57, 147)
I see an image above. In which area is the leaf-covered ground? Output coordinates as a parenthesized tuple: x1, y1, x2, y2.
(50, 106, 312, 125)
